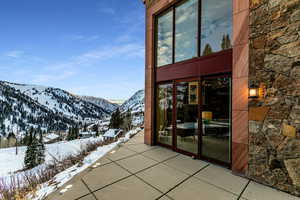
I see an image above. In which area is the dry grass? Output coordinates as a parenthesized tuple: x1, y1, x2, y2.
(0, 138, 116, 200)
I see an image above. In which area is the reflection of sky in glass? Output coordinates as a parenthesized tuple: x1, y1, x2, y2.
(158, 84, 173, 109)
(157, 10, 173, 67)
(201, 0, 232, 55)
(175, 0, 198, 62)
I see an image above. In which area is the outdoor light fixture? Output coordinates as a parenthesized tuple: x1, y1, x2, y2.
(249, 85, 259, 98)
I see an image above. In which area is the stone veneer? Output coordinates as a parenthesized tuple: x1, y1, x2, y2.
(248, 0, 300, 196)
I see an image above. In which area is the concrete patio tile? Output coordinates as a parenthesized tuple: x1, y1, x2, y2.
(136, 163, 189, 193)
(142, 147, 178, 162)
(194, 165, 248, 195)
(89, 157, 111, 168)
(125, 143, 157, 153)
(82, 162, 131, 191)
(167, 177, 238, 200)
(106, 147, 137, 161)
(242, 181, 297, 200)
(47, 180, 90, 200)
(163, 154, 209, 175)
(94, 176, 162, 200)
(78, 194, 97, 200)
(116, 154, 158, 173)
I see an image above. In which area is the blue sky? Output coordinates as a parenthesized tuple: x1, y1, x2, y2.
(0, 0, 145, 99)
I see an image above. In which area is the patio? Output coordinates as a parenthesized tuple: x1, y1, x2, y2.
(46, 131, 299, 200)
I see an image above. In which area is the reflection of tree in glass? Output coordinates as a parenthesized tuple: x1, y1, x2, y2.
(202, 43, 213, 56)
(221, 34, 231, 50)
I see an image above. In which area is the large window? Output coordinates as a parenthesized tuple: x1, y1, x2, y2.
(155, 0, 232, 67)
(175, 0, 198, 62)
(157, 9, 173, 67)
(201, 0, 232, 56)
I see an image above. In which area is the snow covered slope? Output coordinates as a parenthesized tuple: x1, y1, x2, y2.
(78, 95, 118, 113)
(0, 81, 111, 135)
(120, 90, 144, 114)
(119, 90, 145, 126)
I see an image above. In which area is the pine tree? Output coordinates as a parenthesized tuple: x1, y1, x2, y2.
(74, 125, 79, 139)
(37, 130, 45, 165)
(221, 34, 232, 50)
(92, 124, 99, 137)
(66, 126, 74, 141)
(83, 123, 87, 132)
(221, 35, 226, 50)
(110, 108, 123, 129)
(24, 130, 38, 169)
(225, 34, 231, 49)
(202, 44, 213, 56)
(123, 109, 133, 131)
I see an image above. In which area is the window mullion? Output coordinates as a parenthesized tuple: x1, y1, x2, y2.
(172, 6, 175, 64)
(198, 0, 201, 57)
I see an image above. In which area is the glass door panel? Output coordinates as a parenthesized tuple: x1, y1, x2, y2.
(175, 81, 199, 154)
(156, 84, 173, 146)
(201, 77, 231, 163)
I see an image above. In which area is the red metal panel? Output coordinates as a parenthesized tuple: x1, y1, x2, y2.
(156, 49, 232, 82)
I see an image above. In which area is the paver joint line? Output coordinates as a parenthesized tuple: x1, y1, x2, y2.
(237, 180, 251, 200)
(154, 163, 210, 200)
(80, 179, 99, 200)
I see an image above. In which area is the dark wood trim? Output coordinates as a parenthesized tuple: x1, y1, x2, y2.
(198, 78, 202, 158)
(157, 141, 173, 149)
(172, 80, 176, 150)
(151, 12, 157, 145)
(198, 0, 201, 57)
(172, 6, 176, 64)
(200, 155, 231, 169)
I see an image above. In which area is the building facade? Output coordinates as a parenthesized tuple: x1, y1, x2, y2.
(142, 0, 300, 196)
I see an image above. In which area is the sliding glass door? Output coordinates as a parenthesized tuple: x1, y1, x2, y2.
(156, 84, 173, 146)
(201, 77, 231, 164)
(155, 75, 231, 165)
(175, 81, 199, 154)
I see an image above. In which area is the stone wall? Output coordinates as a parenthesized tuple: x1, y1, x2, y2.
(248, 0, 300, 196)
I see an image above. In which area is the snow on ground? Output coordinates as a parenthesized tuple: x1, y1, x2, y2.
(31, 128, 141, 200)
(0, 137, 104, 178)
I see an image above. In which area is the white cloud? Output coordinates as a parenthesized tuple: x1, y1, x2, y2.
(68, 34, 100, 42)
(3, 50, 24, 58)
(33, 71, 76, 84)
(99, 7, 115, 15)
(73, 43, 145, 65)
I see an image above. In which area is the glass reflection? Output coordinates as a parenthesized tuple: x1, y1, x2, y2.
(157, 9, 173, 67)
(176, 81, 199, 154)
(201, 77, 231, 163)
(156, 84, 173, 145)
(175, 0, 198, 62)
(201, 0, 232, 56)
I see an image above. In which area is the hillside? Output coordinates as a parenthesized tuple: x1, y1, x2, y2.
(0, 81, 111, 136)
(119, 90, 145, 126)
(78, 95, 118, 113)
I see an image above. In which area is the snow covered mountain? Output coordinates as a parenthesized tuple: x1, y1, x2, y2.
(119, 90, 144, 126)
(120, 90, 144, 114)
(78, 96, 118, 113)
(0, 81, 111, 136)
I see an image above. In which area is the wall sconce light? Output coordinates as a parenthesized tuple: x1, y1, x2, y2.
(249, 85, 259, 99)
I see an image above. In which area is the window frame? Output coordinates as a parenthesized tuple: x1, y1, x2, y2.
(154, 0, 232, 68)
